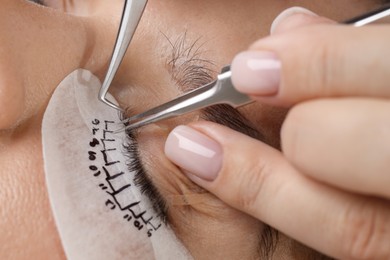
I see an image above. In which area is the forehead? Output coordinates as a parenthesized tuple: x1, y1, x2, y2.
(141, 0, 376, 54)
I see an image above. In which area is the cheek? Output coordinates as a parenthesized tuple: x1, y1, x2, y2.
(0, 59, 25, 129)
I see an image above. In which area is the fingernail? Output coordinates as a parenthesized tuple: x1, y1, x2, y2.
(165, 125, 222, 181)
(231, 51, 281, 95)
(271, 7, 318, 34)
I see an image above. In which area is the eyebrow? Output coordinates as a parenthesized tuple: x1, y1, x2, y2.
(165, 32, 217, 92)
(165, 32, 266, 142)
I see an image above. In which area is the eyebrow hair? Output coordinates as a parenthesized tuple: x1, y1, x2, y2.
(165, 32, 216, 92)
(165, 32, 266, 142)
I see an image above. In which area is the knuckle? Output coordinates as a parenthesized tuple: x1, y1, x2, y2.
(234, 159, 273, 215)
(315, 41, 336, 95)
(294, 29, 344, 98)
(339, 200, 390, 259)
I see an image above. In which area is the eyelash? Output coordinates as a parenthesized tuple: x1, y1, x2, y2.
(123, 125, 168, 224)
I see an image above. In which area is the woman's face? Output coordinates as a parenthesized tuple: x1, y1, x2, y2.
(0, 0, 382, 258)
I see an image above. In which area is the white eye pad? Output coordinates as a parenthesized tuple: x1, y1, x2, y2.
(42, 69, 191, 260)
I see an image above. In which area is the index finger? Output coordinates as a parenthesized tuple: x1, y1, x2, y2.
(231, 16, 390, 107)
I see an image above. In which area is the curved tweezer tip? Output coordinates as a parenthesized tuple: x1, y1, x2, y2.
(99, 0, 148, 111)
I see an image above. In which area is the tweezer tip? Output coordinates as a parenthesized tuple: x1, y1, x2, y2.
(113, 123, 130, 134)
(99, 94, 124, 112)
(113, 128, 125, 134)
(113, 121, 139, 134)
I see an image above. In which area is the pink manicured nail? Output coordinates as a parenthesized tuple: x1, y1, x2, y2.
(270, 7, 318, 34)
(165, 125, 222, 181)
(231, 51, 281, 95)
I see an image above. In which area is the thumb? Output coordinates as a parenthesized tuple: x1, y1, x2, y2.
(164, 122, 290, 219)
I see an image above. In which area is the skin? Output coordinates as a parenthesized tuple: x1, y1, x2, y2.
(0, 0, 382, 259)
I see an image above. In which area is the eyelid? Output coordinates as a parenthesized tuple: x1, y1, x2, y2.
(167, 193, 210, 206)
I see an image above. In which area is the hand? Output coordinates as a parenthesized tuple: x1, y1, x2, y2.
(164, 7, 390, 259)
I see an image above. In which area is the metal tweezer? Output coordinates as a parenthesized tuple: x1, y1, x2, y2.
(121, 66, 254, 131)
(101, 3, 390, 132)
(99, 0, 148, 111)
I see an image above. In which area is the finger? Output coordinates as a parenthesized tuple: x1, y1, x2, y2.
(282, 98, 390, 199)
(164, 123, 390, 259)
(270, 7, 334, 35)
(231, 24, 390, 107)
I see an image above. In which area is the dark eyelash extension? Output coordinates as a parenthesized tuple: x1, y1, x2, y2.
(123, 124, 168, 225)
